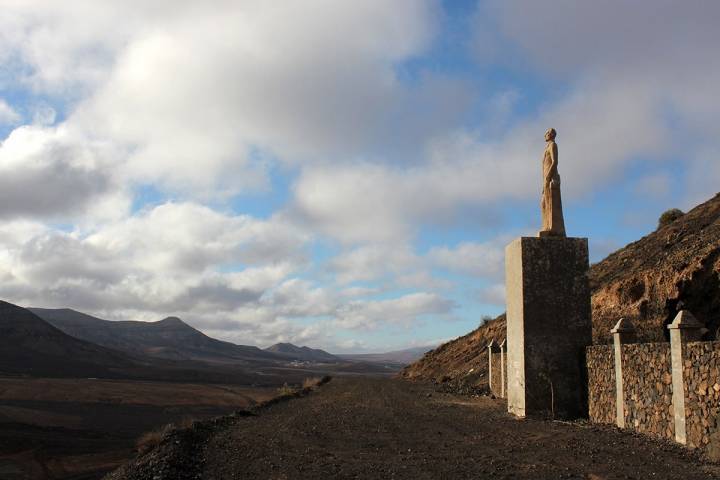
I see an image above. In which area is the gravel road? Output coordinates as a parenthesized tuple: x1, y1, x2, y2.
(198, 377, 718, 479)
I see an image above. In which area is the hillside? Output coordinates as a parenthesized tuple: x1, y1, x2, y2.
(0, 301, 288, 384)
(31, 308, 282, 365)
(264, 343, 339, 363)
(402, 192, 720, 386)
(0, 301, 139, 378)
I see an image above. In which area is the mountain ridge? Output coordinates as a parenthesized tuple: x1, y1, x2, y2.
(30, 307, 283, 365)
(264, 342, 339, 363)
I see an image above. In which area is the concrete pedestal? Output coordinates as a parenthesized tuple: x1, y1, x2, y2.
(505, 237, 592, 419)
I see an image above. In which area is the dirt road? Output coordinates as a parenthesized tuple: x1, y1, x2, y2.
(199, 377, 717, 479)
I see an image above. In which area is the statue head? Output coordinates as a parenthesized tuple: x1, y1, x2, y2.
(545, 128, 556, 141)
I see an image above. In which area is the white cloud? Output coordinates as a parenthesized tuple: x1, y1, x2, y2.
(0, 124, 128, 221)
(328, 244, 420, 283)
(0, 1, 454, 209)
(261, 278, 335, 318)
(1, 1, 719, 352)
(429, 239, 506, 279)
(0, 202, 309, 314)
(0, 99, 20, 124)
(287, 1, 720, 247)
(335, 292, 455, 330)
(472, 0, 720, 201)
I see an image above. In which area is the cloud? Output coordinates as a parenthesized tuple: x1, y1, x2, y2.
(0, 0, 463, 209)
(477, 284, 505, 307)
(334, 292, 455, 330)
(286, 0, 720, 249)
(0, 124, 128, 221)
(429, 239, 506, 278)
(471, 0, 720, 201)
(0, 202, 308, 314)
(328, 244, 420, 283)
(1, 1, 718, 353)
(634, 173, 671, 199)
(261, 278, 336, 318)
(0, 99, 20, 124)
(477, 1, 720, 81)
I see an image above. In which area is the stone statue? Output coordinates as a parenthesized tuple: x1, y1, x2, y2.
(538, 128, 566, 237)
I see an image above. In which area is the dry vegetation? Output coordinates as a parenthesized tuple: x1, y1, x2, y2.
(136, 417, 195, 455)
(302, 376, 324, 389)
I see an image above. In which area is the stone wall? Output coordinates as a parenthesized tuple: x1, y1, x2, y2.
(586, 336, 720, 460)
(683, 341, 720, 452)
(586, 345, 614, 424)
(490, 351, 502, 397)
(621, 343, 674, 440)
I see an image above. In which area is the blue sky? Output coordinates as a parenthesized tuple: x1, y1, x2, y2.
(0, 1, 718, 352)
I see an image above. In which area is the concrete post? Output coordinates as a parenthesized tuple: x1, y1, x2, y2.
(668, 310, 703, 445)
(505, 237, 592, 418)
(488, 340, 499, 394)
(499, 339, 507, 399)
(610, 318, 636, 428)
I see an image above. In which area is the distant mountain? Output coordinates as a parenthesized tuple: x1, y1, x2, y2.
(264, 343, 339, 363)
(30, 308, 282, 366)
(0, 300, 142, 378)
(0, 301, 293, 384)
(338, 346, 435, 366)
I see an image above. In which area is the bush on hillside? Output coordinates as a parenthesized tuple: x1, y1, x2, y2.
(657, 208, 684, 229)
(136, 417, 194, 455)
(277, 382, 297, 396)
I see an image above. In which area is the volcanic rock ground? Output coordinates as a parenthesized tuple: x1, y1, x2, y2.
(108, 377, 718, 479)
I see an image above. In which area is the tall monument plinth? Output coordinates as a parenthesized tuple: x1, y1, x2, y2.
(505, 236, 591, 419)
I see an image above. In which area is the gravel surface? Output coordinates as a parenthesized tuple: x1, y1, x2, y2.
(197, 377, 718, 479)
(106, 377, 719, 479)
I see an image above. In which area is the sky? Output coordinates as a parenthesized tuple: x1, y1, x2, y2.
(0, 1, 719, 353)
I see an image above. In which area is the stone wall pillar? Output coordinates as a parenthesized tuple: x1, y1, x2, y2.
(610, 318, 636, 428)
(488, 339, 499, 394)
(505, 237, 592, 418)
(499, 339, 506, 399)
(668, 310, 703, 445)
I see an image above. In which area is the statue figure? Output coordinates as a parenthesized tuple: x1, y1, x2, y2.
(538, 128, 566, 237)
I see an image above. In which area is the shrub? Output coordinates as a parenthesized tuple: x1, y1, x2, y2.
(302, 377, 323, 389)
(135, 417, 194, 455)
(136, 423, 174, 455)
(657, 208, 684, 229)
(480, 315, 493, 326)
(277, 382, 297, 396)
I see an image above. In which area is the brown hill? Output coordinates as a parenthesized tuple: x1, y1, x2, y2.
(402, 192, 720, 386)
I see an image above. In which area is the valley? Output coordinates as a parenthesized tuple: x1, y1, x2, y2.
(0, 377, 276, 480)
(0, 303, 407, 479)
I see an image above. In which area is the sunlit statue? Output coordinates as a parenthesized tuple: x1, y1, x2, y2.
(538, 127, 566, 237)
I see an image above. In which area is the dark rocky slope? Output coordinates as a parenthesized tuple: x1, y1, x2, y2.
(31, 307, 281, 365)
(402, 192, 720, 386)
(1, 301, 286, 384)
